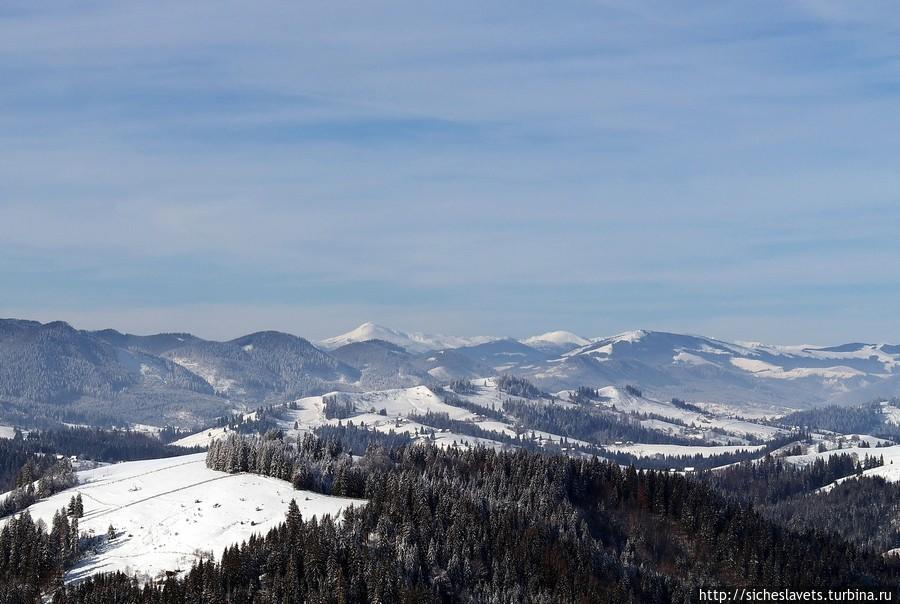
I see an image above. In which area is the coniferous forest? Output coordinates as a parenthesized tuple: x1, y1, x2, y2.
(3, 430, 899, 604)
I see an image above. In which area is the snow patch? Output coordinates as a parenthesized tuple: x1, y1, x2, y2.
(673, 351, 714, 366)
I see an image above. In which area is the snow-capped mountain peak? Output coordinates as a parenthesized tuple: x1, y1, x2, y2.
(320, 322, 498, 353)
(521, 330, 591, 352)
(593, 330, 649, 344)
(320, 322, 408, 349)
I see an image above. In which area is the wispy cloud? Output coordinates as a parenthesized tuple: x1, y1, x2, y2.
(2, 1, 899, 342)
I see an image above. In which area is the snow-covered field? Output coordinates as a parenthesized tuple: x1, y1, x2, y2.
(171, 426, 229, 448)
(2, 453, 363, 584)
(604, 443, 766, 459)
(0, 425, 17, 439)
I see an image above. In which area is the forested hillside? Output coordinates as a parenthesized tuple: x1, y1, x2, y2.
(4, 433, 895, 603)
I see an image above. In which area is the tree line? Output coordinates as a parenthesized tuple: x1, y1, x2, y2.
(35, 436, 900, 603)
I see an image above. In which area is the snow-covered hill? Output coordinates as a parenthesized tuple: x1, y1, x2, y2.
(521, 331, 591, 353)
(319, 322, 498, 353)
(584, 385, 787, 442)
(172, 379, 787, 456)
(2, 453, 362, 584)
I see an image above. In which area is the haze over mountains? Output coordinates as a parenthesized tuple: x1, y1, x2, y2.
(2, 318, 899, 428)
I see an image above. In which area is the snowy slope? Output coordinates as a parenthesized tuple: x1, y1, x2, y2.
(179, 383, 599, 453)
(171, 426, 230, 448)
(522, 331, 591, 352)
(776, 444, 900, 492)
(2, 453, 362, 583)
(604, 443, 765, 459)
(172, 378, 791, 463)
(527, 329, 900, 408)
(783, 444, 900, 469)
(320, 322, 497, 352)
(168, 386, 518, 452)
(588, 386, 786, 441)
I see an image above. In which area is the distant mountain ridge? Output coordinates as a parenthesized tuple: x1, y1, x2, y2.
(0, 320, 358, 428)
(2, 318, 900, 428)
(319, 321, 498, 352)
(539, 330, 900, 408)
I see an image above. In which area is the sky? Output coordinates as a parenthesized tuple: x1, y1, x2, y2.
(2, 1, 900, 344)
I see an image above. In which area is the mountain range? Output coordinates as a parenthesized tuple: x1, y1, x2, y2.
(2, 318, 898, 428)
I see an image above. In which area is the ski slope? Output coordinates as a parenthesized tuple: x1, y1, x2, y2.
(3, 453, 363, 584)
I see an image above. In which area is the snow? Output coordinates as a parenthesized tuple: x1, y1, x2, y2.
(167, 356, 242, 395)
(639, 418, 696, 436)
(799, 344, 900, 372)
(328, 385, 473, 420)
(730, 358, 781, 373)
(803, 432, 895, 452)
(604, 443, 765, 458)
(783, 444, 900, 469)
(320, 322, 497, 352)
(710, 418, 784, 439)
(426, 366, 453, 380)
(473, 419, 594, 448)
(567, 343, 612, 358)
(881, 402, 900, 426)
(673, 351, 715, 366)
(522, 331, 590, 348)
(729, 357, 865, 380)
(251, 383, 589, 453)
(345, 414, 510, 451)
(594, 386, 785, 440)
(129, 424, 161, 435)
(594, 330, 648, 344)
(171, 426, 229, 448)
(176, 381, 785, 463)
(265, 386, 509, 448)
(2, 453, 363, 584)
(0, 425, 17, 439)
(780, 444, 900, 492)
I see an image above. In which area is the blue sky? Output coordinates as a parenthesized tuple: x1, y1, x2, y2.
(2, 1, 900, 343)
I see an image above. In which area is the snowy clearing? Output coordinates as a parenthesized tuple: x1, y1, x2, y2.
(604, 443, 766, 459)
(2, 453, 363, 584)
(783, 444, 900, 470)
